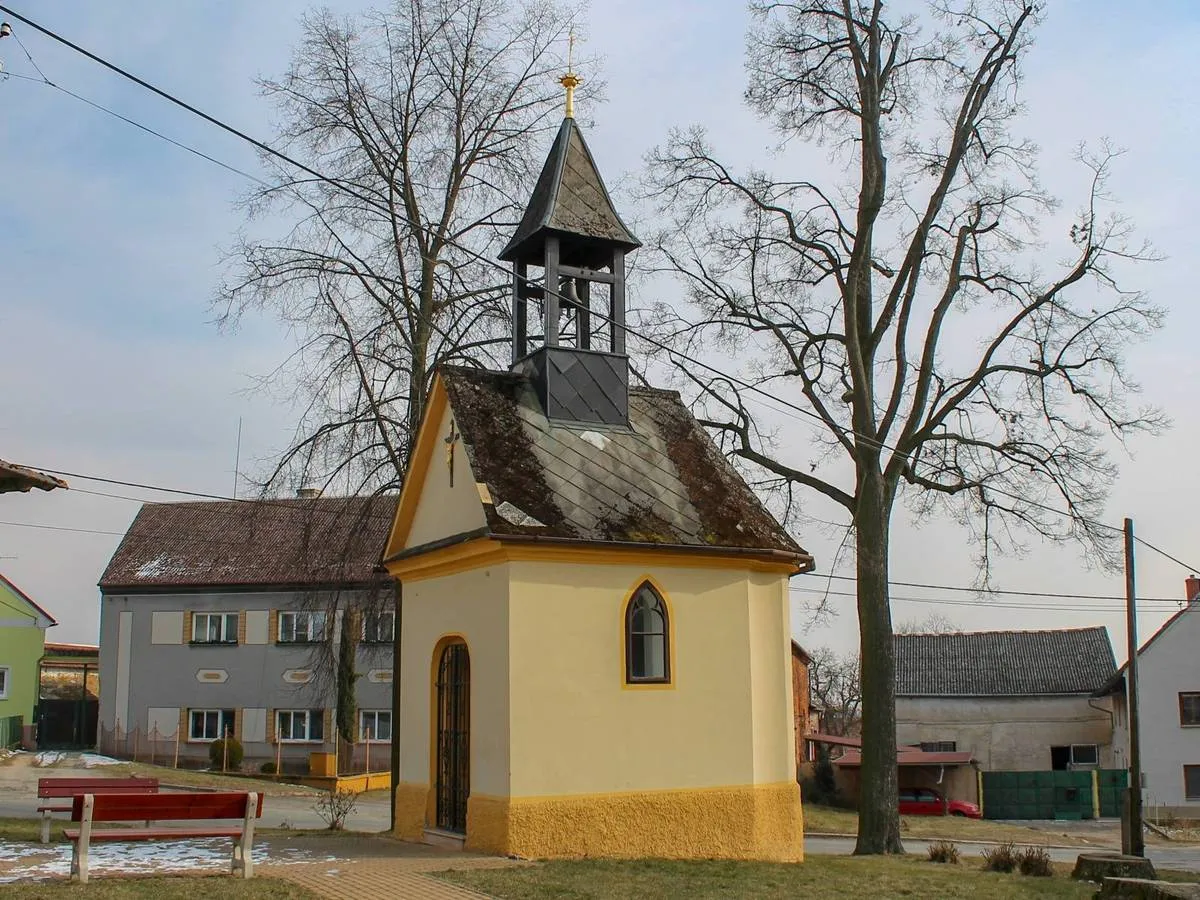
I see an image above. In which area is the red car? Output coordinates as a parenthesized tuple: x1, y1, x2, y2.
(898, 787, 982, 819)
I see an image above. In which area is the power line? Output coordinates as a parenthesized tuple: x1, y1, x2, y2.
(0, 520, 125, 536)
(789, 585, 1180, 614)
(5, 8, 1194, 579)
(1133, 535, 1200, 578)
(814, 572, 1186, 604)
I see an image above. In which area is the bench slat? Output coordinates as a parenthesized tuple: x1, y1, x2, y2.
(39, 778, 158, 799)
(71, 791, 264, 822)
(64, 827, 244, 842)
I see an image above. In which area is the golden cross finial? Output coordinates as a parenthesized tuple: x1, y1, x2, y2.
(560, 29, 581, 119)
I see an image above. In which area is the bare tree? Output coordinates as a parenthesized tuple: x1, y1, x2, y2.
(217, 0, 580, 497)
(895, 612, 959, 634)
(808, 646, 862, 738)
(645, 1, 1164, 853)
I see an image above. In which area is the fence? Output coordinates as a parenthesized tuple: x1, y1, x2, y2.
(981, 769, 1128, 820)
(97, 722, 390, 777)
(0, 715, 22, 749)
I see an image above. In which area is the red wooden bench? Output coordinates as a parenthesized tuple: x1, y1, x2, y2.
(66, 791, 263, 884)
(36, 777, 159, 843)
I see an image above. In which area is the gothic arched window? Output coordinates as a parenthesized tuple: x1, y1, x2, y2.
(625, 583, 670, 683)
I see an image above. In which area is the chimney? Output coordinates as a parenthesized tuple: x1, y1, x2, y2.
(1187, 575, 1200, 606)
(296, 487, 322, 500)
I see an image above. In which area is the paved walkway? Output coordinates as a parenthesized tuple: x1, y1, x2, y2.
(265, 852, 520, 899)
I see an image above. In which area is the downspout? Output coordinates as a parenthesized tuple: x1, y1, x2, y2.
(1088, 696, 1116, 764)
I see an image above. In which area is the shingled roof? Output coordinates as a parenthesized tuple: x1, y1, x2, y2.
(100, 495, 397, 591)
(0, 458, 68, 493)
(499, 117, 640, 263)
(430, 366, 808, 562)
(894, 627, 1116, 697)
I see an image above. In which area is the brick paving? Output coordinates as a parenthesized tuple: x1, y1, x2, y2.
(261, 836, 525, 899)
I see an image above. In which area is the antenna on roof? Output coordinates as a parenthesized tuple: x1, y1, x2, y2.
(232, 416, 243, 500)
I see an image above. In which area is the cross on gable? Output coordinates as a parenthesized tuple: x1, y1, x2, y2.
(445, 418, 460, 487)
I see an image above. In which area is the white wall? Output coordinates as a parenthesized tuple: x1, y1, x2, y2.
(1133, 604, 1200, 811)
(897, 695, 1116, 770)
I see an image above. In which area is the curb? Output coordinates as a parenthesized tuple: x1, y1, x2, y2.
(804, 831, 1103, 851)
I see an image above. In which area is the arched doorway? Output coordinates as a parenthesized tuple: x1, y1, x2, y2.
(434, 640, 470, 833)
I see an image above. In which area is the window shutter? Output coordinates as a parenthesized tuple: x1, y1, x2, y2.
(179, 708, 188, 742)
(269, 610, 278, 643)
(233, 708, 243, 741)
(182, 611, 193, 643)
(266, 709, 276, 744)
(322, 708, 332, 744)
(238, 612, 247, 645)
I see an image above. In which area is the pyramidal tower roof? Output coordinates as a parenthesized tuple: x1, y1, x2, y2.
(499, 117, 641, 263)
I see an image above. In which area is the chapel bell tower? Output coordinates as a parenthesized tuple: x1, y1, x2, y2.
(498, 62, 641, 427)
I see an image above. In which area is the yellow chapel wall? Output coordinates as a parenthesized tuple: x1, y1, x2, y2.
(481, 556, 802, 861)
(404, 402, 488, 549)
(392, 563, 510, 840)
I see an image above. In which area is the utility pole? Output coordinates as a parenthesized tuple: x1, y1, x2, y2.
(1123, 517, 1144, 857)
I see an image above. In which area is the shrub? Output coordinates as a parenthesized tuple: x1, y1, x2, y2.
(209, 736, 244, 772)
(1017, 846, 1053, 877)
(981, 842, 1018, 873)
(800, 745, 841, 806)
(927, 841, 960, 864)
(315, 787, 358, 831)
(259, 761, 278, 775)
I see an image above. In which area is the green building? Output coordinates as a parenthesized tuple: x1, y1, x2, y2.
(0, 573, 57, 746)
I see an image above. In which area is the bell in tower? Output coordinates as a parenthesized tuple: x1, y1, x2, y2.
(498, 58, 640, 427)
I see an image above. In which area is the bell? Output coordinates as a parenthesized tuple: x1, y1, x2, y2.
(559, 276, 580, 308)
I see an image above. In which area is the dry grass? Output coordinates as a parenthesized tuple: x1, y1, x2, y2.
(440, 856, 1099, 899)
(116, 763, 320, 797)
(0, 876, 320, 898)
(803, 804, 1096, 847)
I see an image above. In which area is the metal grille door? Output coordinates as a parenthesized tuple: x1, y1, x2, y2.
(435, 642, 470, 833)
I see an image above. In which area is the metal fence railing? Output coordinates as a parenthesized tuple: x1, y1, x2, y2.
(0, 714, 22, 749)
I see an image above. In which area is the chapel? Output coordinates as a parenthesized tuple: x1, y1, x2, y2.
(383, 68, 813, 861)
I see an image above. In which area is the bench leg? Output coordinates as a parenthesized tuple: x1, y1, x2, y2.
(40, 811, 50, 844)
(70, 839, 89, 885)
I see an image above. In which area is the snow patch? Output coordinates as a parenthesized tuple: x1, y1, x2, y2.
(0, 838, 337, 884)
(494, 501, 545, 528)
(78, 753, 123, 768)
(32, 752, 65, 768)
(579, 430, 610, 451)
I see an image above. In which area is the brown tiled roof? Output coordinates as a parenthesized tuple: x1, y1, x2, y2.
(895, 627, 1116, 697)
(100, 495, 397, 590)
(438, 366, 808, 560)
(0, 458, 68, 493)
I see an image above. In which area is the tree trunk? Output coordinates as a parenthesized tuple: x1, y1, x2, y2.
(853, 466, 904, 854)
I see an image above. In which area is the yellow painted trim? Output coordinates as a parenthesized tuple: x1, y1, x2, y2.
(385, 535, 801, 584)
(464, 781, 803, 861)
(619, 575, 677, 691)
(389, 538, 508, 583)
(977, 768, 984, 816)
(1091, 768, 1100, 819)
(384, 375, 450, 561)
(427, 634, 470, 827)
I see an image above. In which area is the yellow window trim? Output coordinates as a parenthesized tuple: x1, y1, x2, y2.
(427, 634, 470, 825)
(620, 575, 677, 691)
(387, 535, 800, 584)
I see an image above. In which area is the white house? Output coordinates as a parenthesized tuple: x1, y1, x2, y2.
(1099, 576, 1200, 817)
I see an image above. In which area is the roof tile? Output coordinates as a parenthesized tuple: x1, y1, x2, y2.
(894, 627, 1116, 696)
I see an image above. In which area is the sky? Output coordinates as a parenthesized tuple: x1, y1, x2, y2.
(1, 0, 1198, 660)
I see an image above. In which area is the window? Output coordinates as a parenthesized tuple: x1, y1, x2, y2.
(1186, 766, 1200, 801)
(625, 583, 670, 683)
(362, 611, 395, 644)
(1053, 744, 1099, 769)
(189, 708, 235, 741)
(276, 709, 324, 742)
(192, 612, 238, 644)
(919, 741, 957, 753)
(278, 611, 326, 644)
(1180, 693, 1200, 727)
(359, 710, 391, 741)
(0, 666, 8, 699)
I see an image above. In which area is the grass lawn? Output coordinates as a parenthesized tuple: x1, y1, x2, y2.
(0, 876, 321, 898)
(441, 857, 1099, 899)
(803, 804, 1095, 847)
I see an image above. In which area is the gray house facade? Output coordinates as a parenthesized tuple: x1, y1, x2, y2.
(97, 495, 397, 772)
(895, 627, 1119, 773)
